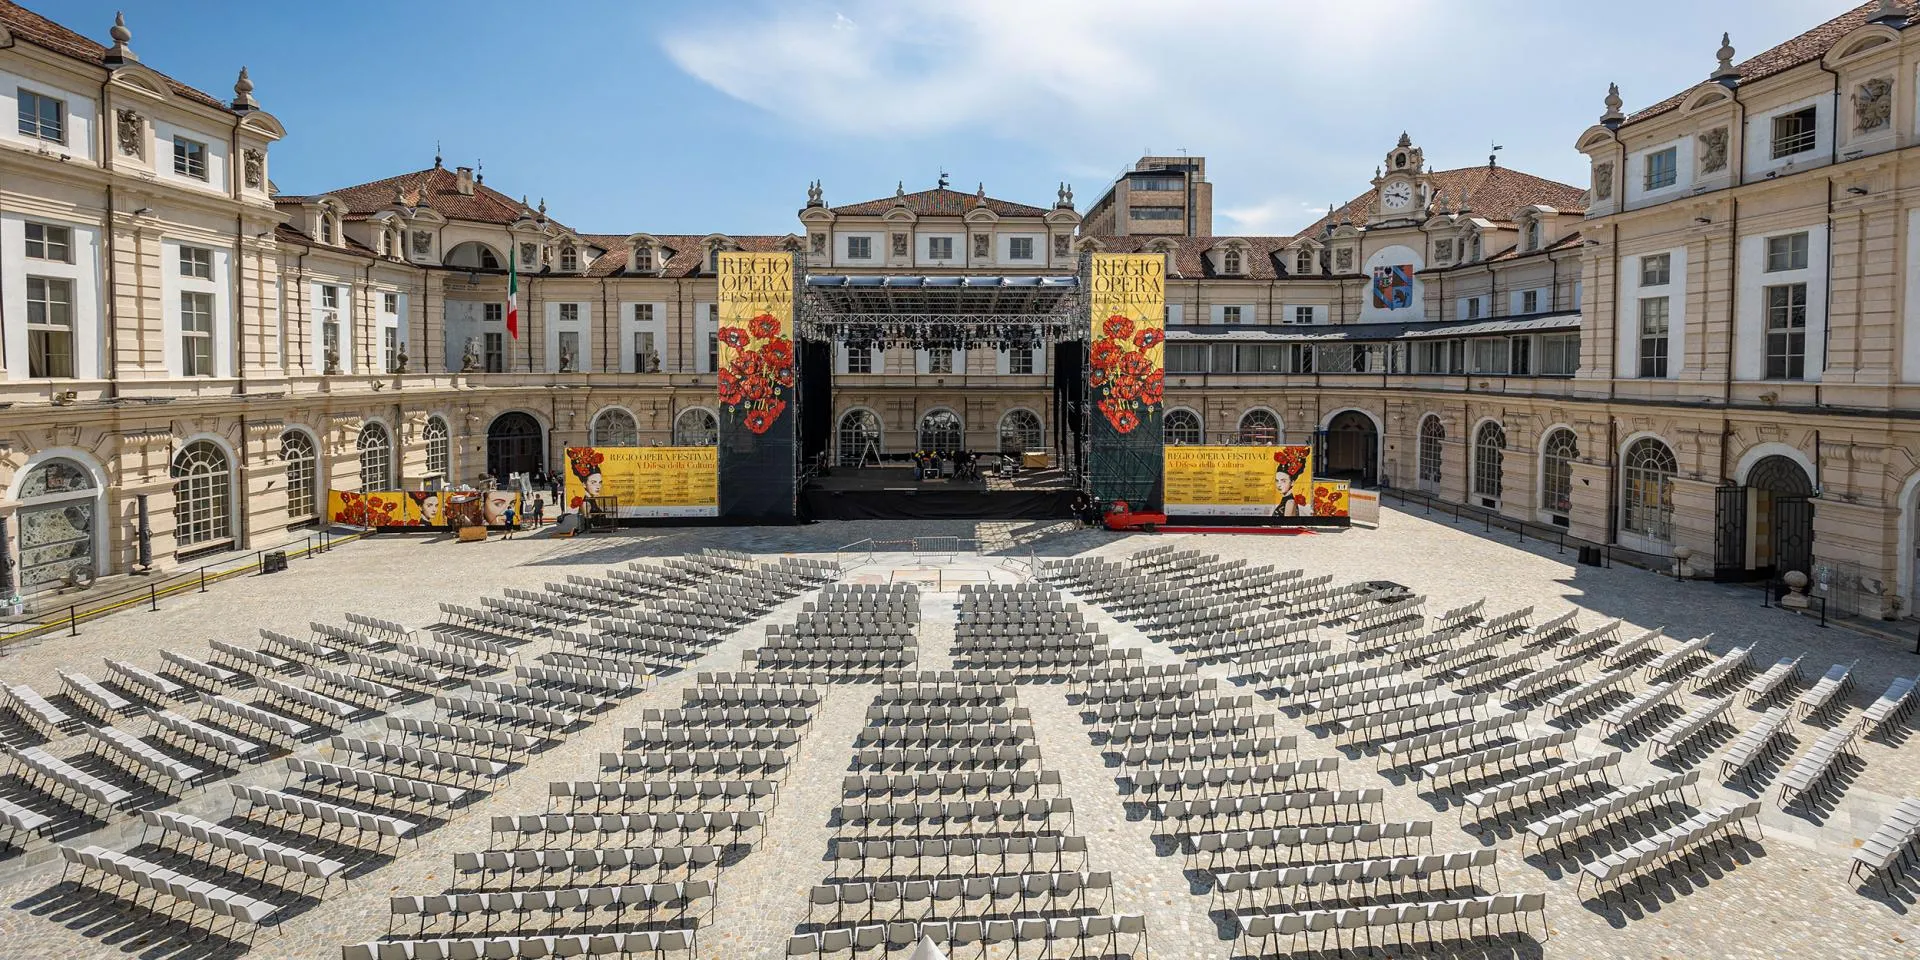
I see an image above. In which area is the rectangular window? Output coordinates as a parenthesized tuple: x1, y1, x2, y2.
(557, 330, 580, 368)
(483, 303, 503, 323)
(1221, 305, 1243, 324)
(1465, 297, 1483, 320)
(1644, 147, 1677, 190)
(1638, 296, 1669, 378)
(1765, 283, 1808, 380)
(320, 285, 340, 310)
(1129, 176, 1183, 192)
(1770, 106, 1818, 159)
(927, 347, 954, 374)
(383, 292, 398, 314)
(1128, 207, 1184, 220)
(172, 136, 208, 180)
(1641, 253, 1671, 286)
(1010, 348, 1035, 375)
(707, 332, 719, 374)
(846, 345, 873, 374)
(559, 303, 580, 322)
(24, 222, 72, 262)
(1521, 290, 1540, 313)
(1293, 306, 1315, 325)
(1008, 237, 1034, 260)
(25, 277, 74, 378)
(633, 331, 657, 372)
(17, 89, 65, 143)
(847, 236, 871, 259)
(1165, 343, 1209, 374)
(384, 326, 400, 373)
(179, 245, 213, 279)
(180, 292, 214, 376)
(1287, 344, 1315, 374)
(1765, 232, 1809, 272)
(928, 237, 953, 259)
(1470, 339, 1508, 375)
(1510, 336, 1532, 376)
(1540, 333, 1579, 376)
(484, 332, 504, 372)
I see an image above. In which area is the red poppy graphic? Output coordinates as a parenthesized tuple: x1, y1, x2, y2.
(743, 408, 773, 434)
(1090, 340, 1124, 371)
(760, 337, 793, 369)
(748, 313, 782, 340)
(1103, 314, 1134, 339)
(718, 327, 751, 349)
(1141, 369, 1164, 405)
(1109, 374, 1142, 402)
(1133, 327, 1164, 350)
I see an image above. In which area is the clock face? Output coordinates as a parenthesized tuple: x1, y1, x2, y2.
(1382, 180, 1414, 210)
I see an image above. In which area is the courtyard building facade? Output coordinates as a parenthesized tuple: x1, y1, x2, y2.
(3, 1, 1920, 618)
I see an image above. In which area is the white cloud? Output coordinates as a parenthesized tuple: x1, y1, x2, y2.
(661, 0, 1862, 236)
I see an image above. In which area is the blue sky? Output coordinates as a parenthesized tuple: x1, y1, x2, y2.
(58, 0, 1862, 236)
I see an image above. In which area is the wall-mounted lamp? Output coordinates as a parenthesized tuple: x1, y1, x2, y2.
(1847, 186, 1870, 196)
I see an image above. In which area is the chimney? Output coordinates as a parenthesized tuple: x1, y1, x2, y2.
(455, 166, 474, 196)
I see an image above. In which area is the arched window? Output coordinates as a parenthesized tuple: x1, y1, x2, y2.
(16, 456, 100, 589)
(838, 409, 882, 466)
(171, 440, 232, 547)
(559, 245, 578, 272)
(918, 409, 963, 457)
(998, 410, 1043, 452)
(1238, 409, 1280, 444)
(1622, 437, 1678, 541)
(1541, 428, 1578, 513)
(423, 417, 450, 479)
(1165, 409, 1204, 446)
(1295, 249, 1313, 274)
(674, 408, 718, 446)
(1525, 220, 1541, 251)
(1223, 248, 1242, 274)
(358, 422, 392, 490)
(1473, 421, 1506, 500)
(1418, 415, 1445, 493)
(280, 429, 318, 520)
(591, 408, 639, 447)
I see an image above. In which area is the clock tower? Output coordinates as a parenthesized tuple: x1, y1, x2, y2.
(1369, 132, 1430, 226)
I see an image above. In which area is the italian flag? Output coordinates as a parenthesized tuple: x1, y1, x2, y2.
(505, 256, 519, 340)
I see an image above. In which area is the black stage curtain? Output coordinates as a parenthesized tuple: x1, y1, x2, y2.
(799, 339, 833, 469)
(1052, 341, 1084, 479)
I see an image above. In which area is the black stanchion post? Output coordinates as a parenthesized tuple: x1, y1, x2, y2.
(198, 568, 207, 593)
(67, 604, 77, 637)
(149, 584, 157, 612)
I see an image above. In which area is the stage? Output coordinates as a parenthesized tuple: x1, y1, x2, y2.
(800, 464, 1080, 521)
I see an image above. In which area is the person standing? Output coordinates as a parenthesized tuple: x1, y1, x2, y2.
(502, 503, 517, 539)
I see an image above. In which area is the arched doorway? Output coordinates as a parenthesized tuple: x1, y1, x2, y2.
(1323, 411, 1379, 486)
(14, 456, 102, 591)
(837, 409, 882, 466)
(1747, 454, 1814, 578)
(487, 412, 544, 482)
(918, 410, 963, 457)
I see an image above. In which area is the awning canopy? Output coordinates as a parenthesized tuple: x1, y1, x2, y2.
(1168, 310, 1581, 344)
(798, 274, 1083, 346)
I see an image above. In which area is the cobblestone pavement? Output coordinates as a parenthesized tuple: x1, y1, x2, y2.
(0, 511, 1914, 957)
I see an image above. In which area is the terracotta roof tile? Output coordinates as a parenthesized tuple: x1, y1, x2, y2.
(1625, 2, 1905, 126)
(1296, 165, 1587, 237)
(273, 222, 380, 259)
(584, 235, 794, 279)
(311, 165, 569, 231)
(0, 1, 229, 110)
(829, 187, 1053, 218)
(1080, 235, 1307, 280)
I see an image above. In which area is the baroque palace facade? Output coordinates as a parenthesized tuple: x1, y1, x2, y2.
(5, 1, 1920, 619)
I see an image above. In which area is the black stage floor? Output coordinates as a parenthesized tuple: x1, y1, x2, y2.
(802, 465, 1078, 521)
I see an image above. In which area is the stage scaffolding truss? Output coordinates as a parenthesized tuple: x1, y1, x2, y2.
(798, 274, 1084, 350)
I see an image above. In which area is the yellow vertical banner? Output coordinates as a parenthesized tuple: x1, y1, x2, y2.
(1087, 254, 1166, 435)
(715, 252, 796, 435)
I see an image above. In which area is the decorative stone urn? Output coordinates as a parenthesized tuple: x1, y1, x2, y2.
(1671, 545, 1694, 579)
(1781, 570, 1810, 610)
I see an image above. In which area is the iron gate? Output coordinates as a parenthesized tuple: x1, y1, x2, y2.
(1713, 484, 1747, 582)
(1772, 496, 1814, 578)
